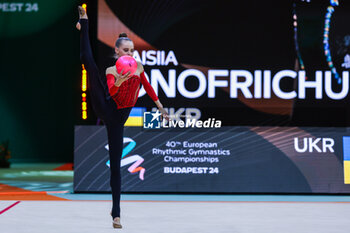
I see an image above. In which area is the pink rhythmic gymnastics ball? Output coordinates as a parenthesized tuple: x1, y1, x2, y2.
(115, 55, 138, 76)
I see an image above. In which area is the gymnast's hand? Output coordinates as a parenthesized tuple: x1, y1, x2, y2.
(159, 107, 170, 121)
(154, 100, 170, 121)
(114, 68, 132, 87)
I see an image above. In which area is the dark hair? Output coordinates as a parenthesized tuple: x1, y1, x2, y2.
(115, 33, 132, 48)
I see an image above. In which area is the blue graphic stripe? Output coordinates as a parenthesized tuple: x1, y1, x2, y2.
(343, 136, 350, 161)
(106, 139, 136, 167)
(122, 140, 136, 158)
(129, 107, 146, 117)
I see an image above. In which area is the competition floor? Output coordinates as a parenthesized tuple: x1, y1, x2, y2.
(1, 163, 350, 233)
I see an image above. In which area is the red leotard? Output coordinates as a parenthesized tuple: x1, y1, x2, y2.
(106, 71, 158, 109)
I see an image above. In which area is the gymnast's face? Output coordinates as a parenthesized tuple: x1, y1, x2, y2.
(115, 41, 135, 57)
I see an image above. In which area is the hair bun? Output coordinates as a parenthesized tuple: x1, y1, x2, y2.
(119, 32, 128, 38)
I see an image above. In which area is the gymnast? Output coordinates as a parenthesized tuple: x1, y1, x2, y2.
(76, 6, 168, 228)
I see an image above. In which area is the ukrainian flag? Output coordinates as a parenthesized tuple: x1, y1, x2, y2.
(343, 136, 350, 184)
(125, 107, 146, 126)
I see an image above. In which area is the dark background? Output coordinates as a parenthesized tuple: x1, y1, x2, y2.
(0, 0, 82, 162)
(98, 0, 350, 126)
(1, 0, 349, 162)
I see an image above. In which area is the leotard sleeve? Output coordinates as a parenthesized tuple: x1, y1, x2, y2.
(106, 74, 119, 96)
(140, 71, 159, 101)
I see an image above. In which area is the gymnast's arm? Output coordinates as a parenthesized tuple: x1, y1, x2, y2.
(139, 63, 169, 120)
(105, 66, 132, 97)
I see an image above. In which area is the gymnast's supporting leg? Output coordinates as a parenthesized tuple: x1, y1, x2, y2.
(106, 107, 132, 220)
